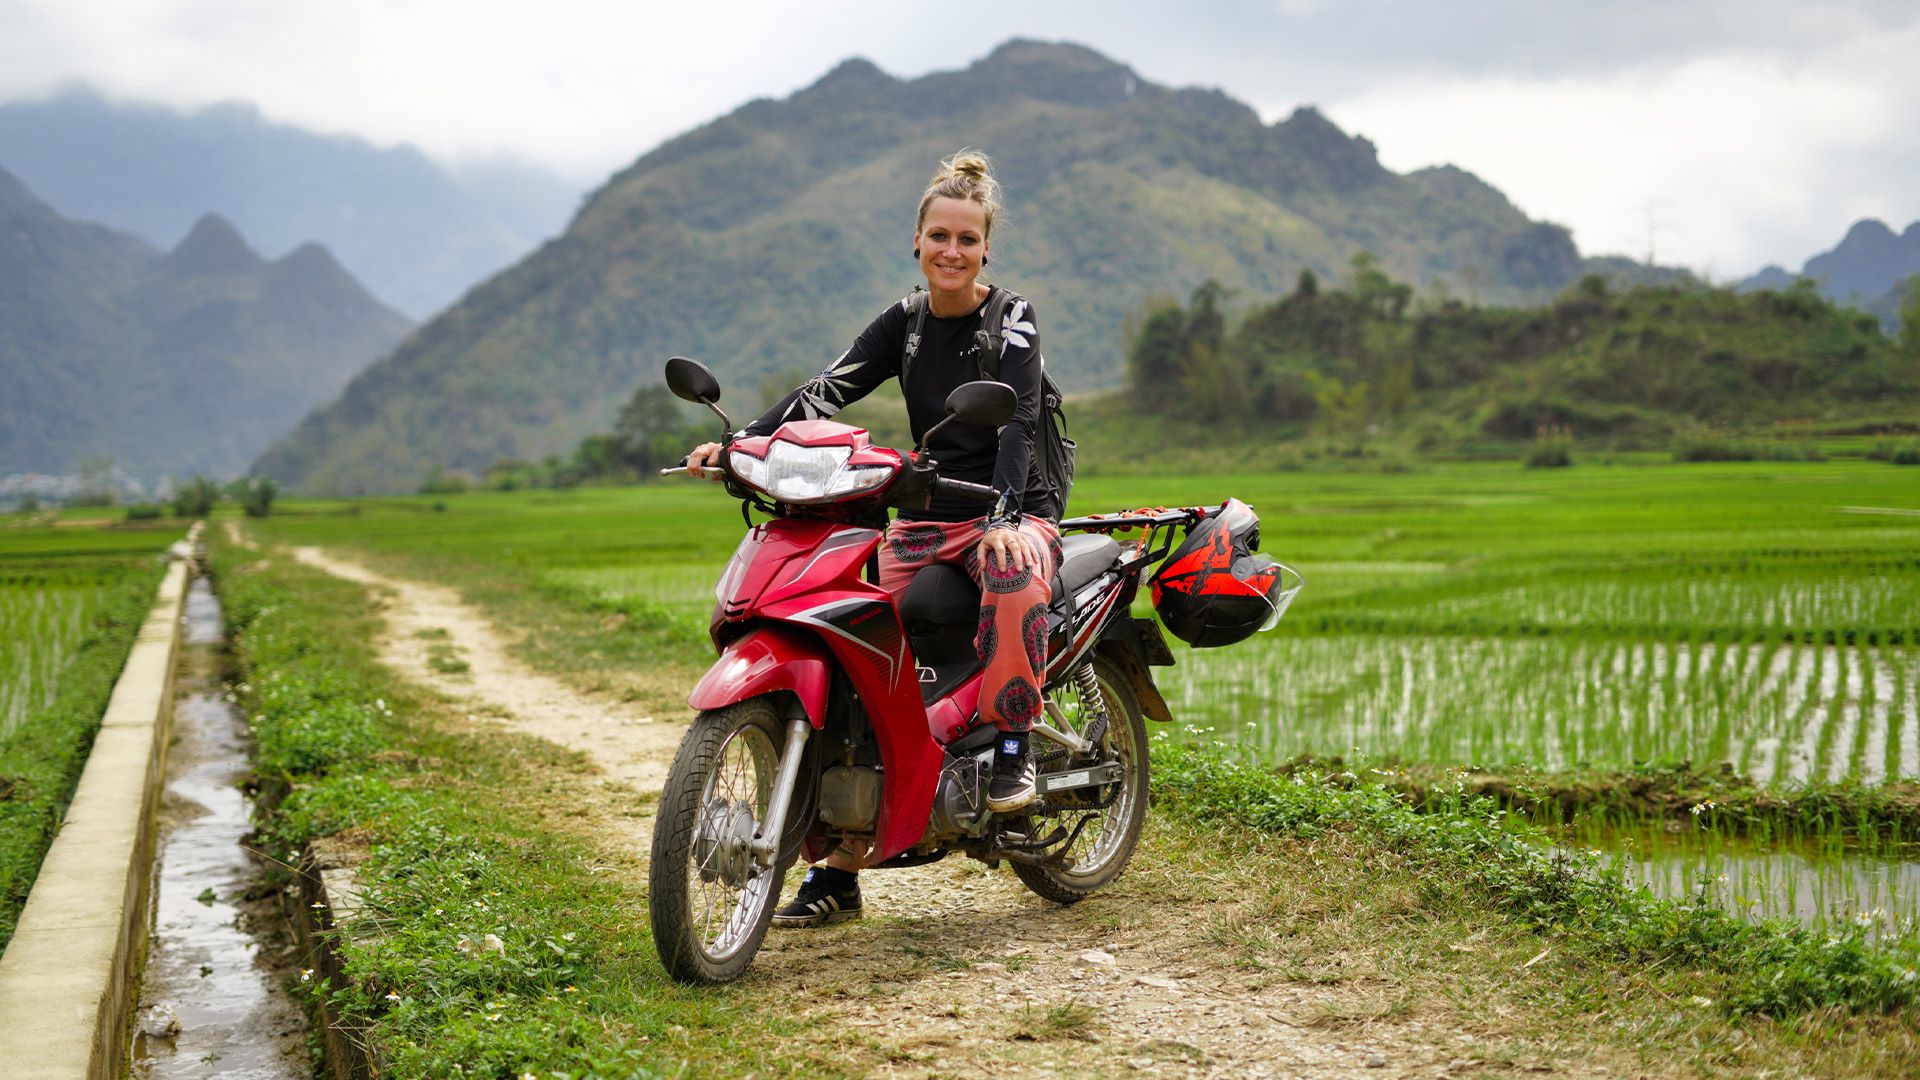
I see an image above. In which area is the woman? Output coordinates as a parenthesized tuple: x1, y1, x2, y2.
(687, 149, 1058, 928)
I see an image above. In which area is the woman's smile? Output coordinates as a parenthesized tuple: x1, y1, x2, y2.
(916, 196, 990, 315)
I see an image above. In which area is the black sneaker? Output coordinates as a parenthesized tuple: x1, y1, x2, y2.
(771, 867, 862, 928)
(986, 734, 1036, 813)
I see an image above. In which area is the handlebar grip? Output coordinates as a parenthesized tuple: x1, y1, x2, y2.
(932, 477, 998, 502)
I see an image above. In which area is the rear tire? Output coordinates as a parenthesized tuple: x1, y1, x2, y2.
(1012, 654, 1150, 903)
(648, 697, 795, 984)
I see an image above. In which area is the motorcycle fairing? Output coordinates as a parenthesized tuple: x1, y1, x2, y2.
(761, 584, 941, 861)
(713, 520, 883, 633)
(687, 625, 831, 724)
(924, 672, 984, 744)
(708, 516, 943, 863)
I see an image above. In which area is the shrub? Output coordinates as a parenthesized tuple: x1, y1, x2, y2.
(238, 478, 276, 518)
(1525, 425, 1573, 468)
(1672, 429, 1757, 461)
(171, 476, 220, 518)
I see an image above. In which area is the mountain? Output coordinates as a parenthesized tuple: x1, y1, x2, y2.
(0, 87, 579, 317)
(1740, 218, 1920, 308)
(0, 166, 413, 479)
(256, 39, 1594, 495)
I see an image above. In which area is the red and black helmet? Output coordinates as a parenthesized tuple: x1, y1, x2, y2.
(1150, 499, 1298, 648)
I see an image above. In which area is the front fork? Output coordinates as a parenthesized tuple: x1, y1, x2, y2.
(752, 717, 812, 869)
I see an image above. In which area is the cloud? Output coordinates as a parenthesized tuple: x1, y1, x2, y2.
(2, 0, 1916, 273)
(1324, 19, 1920, 276)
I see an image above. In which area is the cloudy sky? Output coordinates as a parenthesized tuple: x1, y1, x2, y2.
(2, 0, 1915, 278)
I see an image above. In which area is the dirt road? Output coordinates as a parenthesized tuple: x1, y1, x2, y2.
(289, 545, 1588, 1077)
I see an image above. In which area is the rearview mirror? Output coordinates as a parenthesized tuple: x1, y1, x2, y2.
(943, 380, 1016, 427)
(664, 356, 721, 404)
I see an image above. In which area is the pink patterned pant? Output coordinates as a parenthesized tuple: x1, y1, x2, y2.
(877, 515, 1062, 733)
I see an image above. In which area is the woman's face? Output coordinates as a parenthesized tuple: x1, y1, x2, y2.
(915, 196, 990, 298)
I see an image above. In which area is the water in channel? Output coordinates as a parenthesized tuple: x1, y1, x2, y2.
(131, 576, 306, 1077)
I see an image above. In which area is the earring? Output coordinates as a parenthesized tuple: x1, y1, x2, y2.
(982, 256, 989, 266)
(912, 247, 920, 259)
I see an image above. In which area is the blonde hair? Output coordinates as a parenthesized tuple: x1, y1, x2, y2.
(916, 149, 1001, 237)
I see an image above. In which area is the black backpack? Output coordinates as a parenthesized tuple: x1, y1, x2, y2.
(901, 286, 1077, 521)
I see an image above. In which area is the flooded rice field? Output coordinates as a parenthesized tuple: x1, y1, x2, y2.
(1168, 634, 1920, 784)
(1572, 823, 1920, 939)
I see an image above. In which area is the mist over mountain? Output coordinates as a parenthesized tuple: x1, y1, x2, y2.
(1740, 218, 1920, 325)
(256, 39, 1604, 495)
(0, 87, 579, 317)
(0, 166, 413, 479)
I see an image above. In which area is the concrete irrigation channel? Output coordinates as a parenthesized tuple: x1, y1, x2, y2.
(0, 525, 306, 1079)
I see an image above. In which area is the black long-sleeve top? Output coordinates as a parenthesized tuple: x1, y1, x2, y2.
(739, 288, 1049, 523)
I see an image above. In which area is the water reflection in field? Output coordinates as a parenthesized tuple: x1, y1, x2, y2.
(1165, 634, 1920, 784)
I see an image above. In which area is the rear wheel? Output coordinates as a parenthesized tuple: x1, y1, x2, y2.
(648, 697, 794, 983)
(1012, 654, 1150, 903)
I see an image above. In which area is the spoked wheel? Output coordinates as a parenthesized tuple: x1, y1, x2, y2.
(649, 697, 795, 983)
(1012, 654, 1150, 903)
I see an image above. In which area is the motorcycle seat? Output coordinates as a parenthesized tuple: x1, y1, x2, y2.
(1052, 534, 1120, 603)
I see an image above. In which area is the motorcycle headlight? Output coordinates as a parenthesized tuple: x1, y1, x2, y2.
(729, 442, 892, 504)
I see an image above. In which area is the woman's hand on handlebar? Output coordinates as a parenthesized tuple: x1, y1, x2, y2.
(686, 442, 725, 480)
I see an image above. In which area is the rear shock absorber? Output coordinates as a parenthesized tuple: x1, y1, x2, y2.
(1072, 662, 1109, 750)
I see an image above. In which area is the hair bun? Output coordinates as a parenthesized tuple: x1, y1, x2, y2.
(917, 147, 1003, 236)
(944, 150, 992, 183)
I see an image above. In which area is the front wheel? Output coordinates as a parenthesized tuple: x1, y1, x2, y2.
(649, 697, 795, 983)
(1012, 654, 1151, 903)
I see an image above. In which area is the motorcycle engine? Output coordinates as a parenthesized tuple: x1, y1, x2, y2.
(818, 765, 882, 830)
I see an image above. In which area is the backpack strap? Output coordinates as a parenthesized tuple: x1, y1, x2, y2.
(973, 286, 1017, 381)
(900, 286, 931, 386)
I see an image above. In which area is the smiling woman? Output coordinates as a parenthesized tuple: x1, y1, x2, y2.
(683, 148, 1066, 923)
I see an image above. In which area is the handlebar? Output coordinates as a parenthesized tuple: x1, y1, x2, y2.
(931, 476, 998, 502)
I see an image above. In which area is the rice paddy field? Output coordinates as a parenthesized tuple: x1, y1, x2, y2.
(0, 520, 176, 738)
(0, 515, 175, 944)
(251, 458, 1920, 931)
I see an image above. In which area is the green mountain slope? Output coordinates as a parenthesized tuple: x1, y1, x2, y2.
(1096, 268, 1915, 464)
(0, 171, 413, 479)
(257, 39, 1594, 495)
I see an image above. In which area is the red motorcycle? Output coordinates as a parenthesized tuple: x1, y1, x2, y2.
(647, 357, 1300, 983)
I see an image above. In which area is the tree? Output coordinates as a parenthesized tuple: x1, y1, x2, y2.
(612, 385, 694, 476)
(1125, 302, 1186, 408)
(1900, 276, 1920, 360)
(172, 476, 220, 518)
(239, 478, 276, 518)
(70, 457, 117, 507)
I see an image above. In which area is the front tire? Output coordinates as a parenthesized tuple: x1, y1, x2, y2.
(1012, 654, 1151, 903)
(649, 697, 795, 983)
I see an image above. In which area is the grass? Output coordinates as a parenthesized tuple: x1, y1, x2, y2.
(211, 536, 823, 1076)
(0, 519, 172, 949)
(1151, 738, 1920, 1021)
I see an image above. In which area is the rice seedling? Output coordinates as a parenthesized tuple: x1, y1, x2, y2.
(0, 582, 111, 738)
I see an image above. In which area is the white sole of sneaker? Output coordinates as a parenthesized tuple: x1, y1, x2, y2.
(771, 908, 863, 929)
(986, 789, 1036, 814)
